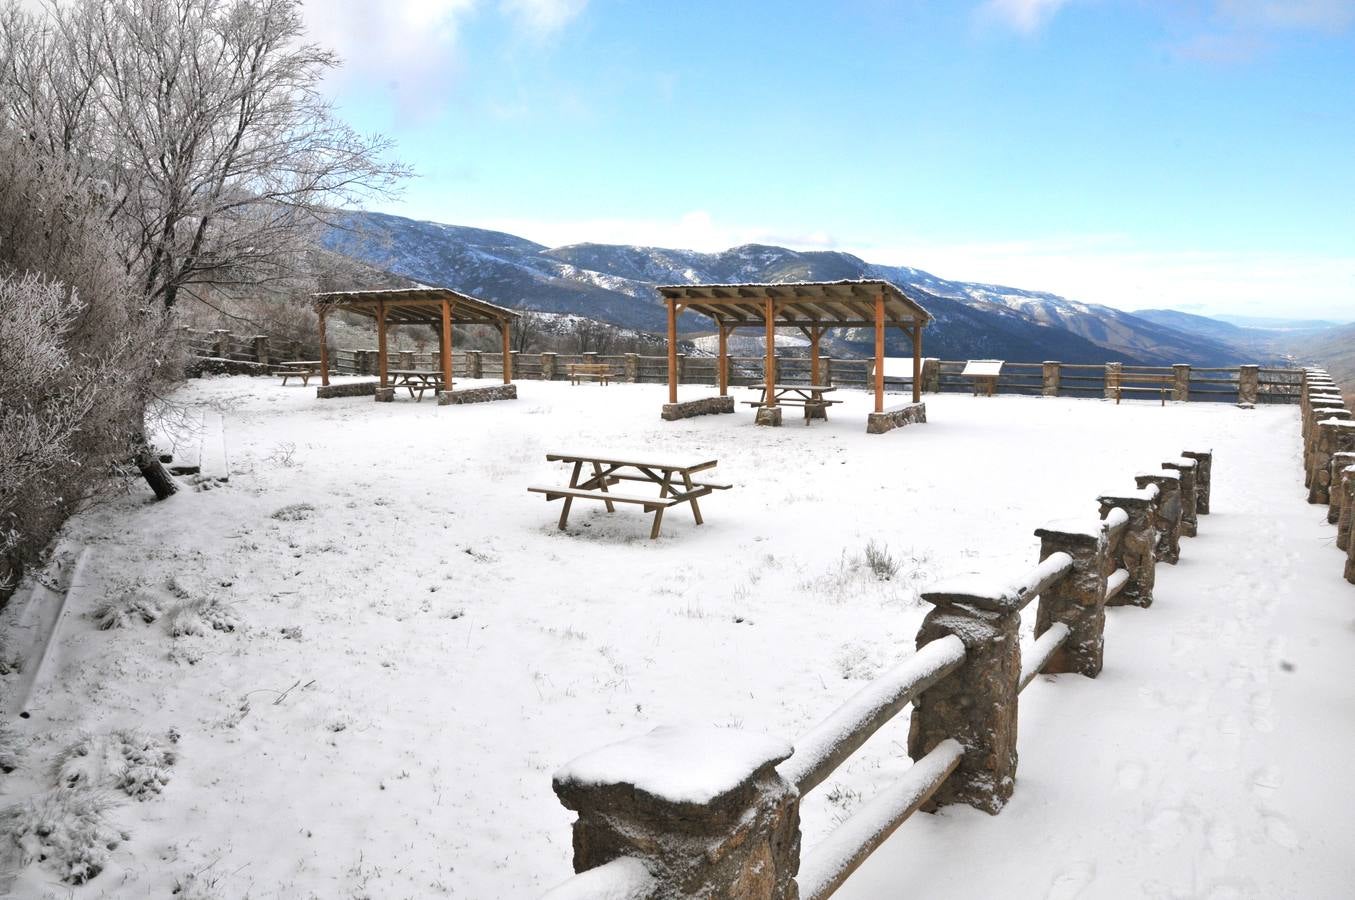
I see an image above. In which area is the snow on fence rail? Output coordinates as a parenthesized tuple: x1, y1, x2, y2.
(1299, 368, 1355, 585)
(542, 452, 1212, 899)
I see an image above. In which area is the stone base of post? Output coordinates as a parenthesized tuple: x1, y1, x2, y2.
(1162, 458, 1199, 538)
(1182, 450, 1212, 514)
(374, 387, 395, 403)
(553, 726, 799, 899)
(1034, 519, 1110, 677)
(1042, 361, 1060, 397)
(1098, 488, 1158, 607)
(756, 407, 783, 427)
(1336, 465, 1355, 551)
(1328, 453, 1355, 526)
(1309, 421, 1355, 505)
(1135, 472, 1182, 564)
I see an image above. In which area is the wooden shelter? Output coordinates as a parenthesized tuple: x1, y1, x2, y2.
(312, 287, 519, 391)
(656, 280, 932, 413)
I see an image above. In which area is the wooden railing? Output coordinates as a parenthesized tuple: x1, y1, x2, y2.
(1301, 368, 1355, 585)
(543, 453, 1212, 898)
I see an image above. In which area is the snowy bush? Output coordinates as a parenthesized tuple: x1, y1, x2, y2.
(271, 502, 315, 521)
(54, 729, 177, 800)
(0, 720, 24, 773)
(91, 583, 163, 630)
(863, 540, 900, 581)
(166, 597, 240, 637)
(2, 789, 127, 884)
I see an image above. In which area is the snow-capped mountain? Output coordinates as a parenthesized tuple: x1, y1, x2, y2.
(322, 212, 1274, 366)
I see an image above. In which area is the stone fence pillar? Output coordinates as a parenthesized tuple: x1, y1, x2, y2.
(1305, 405, 1351, 487)
(1135, 471, 1182, 564)
(1172, 364, 1191, 402)
(676, 353, 686, 383)
(467, 351, 483, 379)
(1042, 361, 1060, 397)
(624, 353, 639, 382)
(1104, 362, 1122, 400)
(823, 357, 834, 387)
(398, 349, 414, 369)
(909, 589, 1020, 814)
(354, 349, 369, 374)
(1238, 365, 1260, 405)
(1182, 450, 1213, 514)
(541, 352, 557, 381)
(553, 726, 799, 899)
(1309, 421, 1355, 505)
(1330, 453, 1355, 527)
(213, 329, 231, 358)
(1034, 519, 1110, 677)
(252, 335, 270, 366)
(922, 358, 941, 393)
(1098, 488, 1159, 607)
(1162, 457, 1199, 538)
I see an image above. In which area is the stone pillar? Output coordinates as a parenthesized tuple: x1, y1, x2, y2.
(1033, 519, 1110, 677)
(908, 591, 1020, 815)
(1309, 420, 1355, 505)
(541, 352, 557, 381)
(353, 349, 368, 374)
(1162, 457, 1199, 538)
(1238, 365, 1260, 405)
(1330, 453, 1355, 527)
(1339, 466, 1355, 555)
(755, 407, 782, 427)
(922, 358, 941, 394)
(1135, 471, 1182, 564)
(1172, 364, 1191, 402)
(252, 335, 270, 366)
(398, 349, 414, 369)
(467, 351, 483, 379)
(624, 353, 639, 383)
(676, 353, 686, 384)
(553, 726, 799, 899)
(1104, 362, 1122, 400)
(1182, 450, 1213, 515)
(374, 387, 395, 402)
(1098, 488, 1158, 607)
(213, 329, 230, 358)
(823, 357, 834, 387)
(1042, 361, 1061, 397)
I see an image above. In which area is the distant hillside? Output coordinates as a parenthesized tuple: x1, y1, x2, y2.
(323, 212, 1285, 366)
(1291, 323, 1355, 407)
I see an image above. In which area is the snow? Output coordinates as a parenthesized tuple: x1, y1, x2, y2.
(554, 725, 791, 806)
(1036, 517, 1108, 539)
(1104, 507, 1131, 532)
(0, 378, 1342, 898)
(541, 856, 656, 900)
(926, 551, 1074, 610)
(1105, 567, 1131, 600)
(1018, 622, 1072, 691)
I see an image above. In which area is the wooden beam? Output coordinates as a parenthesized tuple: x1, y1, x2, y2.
(439, 298, 453, 391)
(317, 307, 331, 387)
(377, 299, 389, 388)
(912, 316, 923, 404)
(667, 300, 678, 404)
(810, 325, 822, 386)
(500, 321, 512, 383)
(718, 323, 730, 397)
(765, 297, 777, 407)
(873, 291, 885, 413)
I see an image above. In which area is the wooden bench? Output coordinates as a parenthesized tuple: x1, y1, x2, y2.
(568, 363, 618, 385)
(1109, 373, 1173, 406)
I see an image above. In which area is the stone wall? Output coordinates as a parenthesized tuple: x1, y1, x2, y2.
(437, 384, 518, 405)
(661, 395, 735, 421)
(866, 402, 927, 434)
(187, 357, 269, 378)
(316, 380, 378, 399)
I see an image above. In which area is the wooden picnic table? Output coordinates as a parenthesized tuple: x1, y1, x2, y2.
(744, 384, 841, 423)
(528, 453, 731, 539)
(387, 369, 445, 400)
(275, 360, 325, 386)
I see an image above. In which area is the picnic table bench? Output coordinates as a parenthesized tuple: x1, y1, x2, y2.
(744, 384, 840, 423)
(275, 360, 327, 386)
(387, 369, 445, 401)
(1108, 372, 1173, 406)
(568, 362, 618, 385)
(528, 453, 731, 539)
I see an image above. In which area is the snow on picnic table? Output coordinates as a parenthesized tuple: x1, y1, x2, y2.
(0, 378, 1330, 899)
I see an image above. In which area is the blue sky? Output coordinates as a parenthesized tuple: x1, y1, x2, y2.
(308, 0, 1355, 318)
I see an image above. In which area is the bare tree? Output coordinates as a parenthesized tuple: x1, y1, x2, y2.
(572, 317, 617, 355)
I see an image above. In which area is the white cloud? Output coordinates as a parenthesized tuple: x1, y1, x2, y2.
(469, 210, 841, 254)
(1216, 0, 1355, 32)
(976, 0, 1075, 34)
(500, 0, 589, 35)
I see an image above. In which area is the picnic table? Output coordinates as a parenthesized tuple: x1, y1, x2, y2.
(744, 384, 841, 423)
(387, 369, 445, 400)
(528, 453, 731, 539)
(275, 360, 325, 386)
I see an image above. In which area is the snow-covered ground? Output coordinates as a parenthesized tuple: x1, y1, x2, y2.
(1, 378, 1346, 899)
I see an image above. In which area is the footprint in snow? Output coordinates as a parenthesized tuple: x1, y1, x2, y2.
(1249, 766, 1281, 800)
(1045, 861, 1096, 900)
(1115, 761, 1145, 791)
(1263, 814, 1298, 849)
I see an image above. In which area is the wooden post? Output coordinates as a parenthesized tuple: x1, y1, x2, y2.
(717, 323, 730, 397)
(764, 298, 777, 407)
(911, 319, 922, 404)
(873, 292, 885, 413)
(500, 322, 513, 383)
(810, 325, 822, 386)
(376, 300, 388, 388)
(317, 308, 330, 387)
(667, 300, 678, 404)
(439, 299, 453, 390)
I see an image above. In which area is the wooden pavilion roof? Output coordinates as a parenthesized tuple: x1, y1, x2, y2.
(656, 279, 931, 329)
(313, 287, 520, 326)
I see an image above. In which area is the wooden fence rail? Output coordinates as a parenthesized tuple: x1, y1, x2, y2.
(1300, 368, 1355, 585)
(542, 452, 1212, 898)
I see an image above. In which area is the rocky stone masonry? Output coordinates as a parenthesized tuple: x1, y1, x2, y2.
(316, 380, 377, 399)
(1182, 450, 1213, 515)
(1328, 452, 1355, 527)
(187, 357, 268, 378)
(1033, 522, 1110, 677)
(1098, 490, 1158, 607)
(1238, 365, 1260, 405)
(437, 384, 517, 405)
(553, 730, 800, 900)
(374, 386, 396, 403)
(1135, 472, 1182, 565)
(866, 402, 927, 434)
(754, 406, 783, 427)
(1336, 464, 1355, 552)
(662, 395, 736, 421)
(1162, 458, 1199, 538)
(1172, 364, 1191, 402)
(1309, 420, 1355, 505)
(1042, 361, 1060, 397)
(909, 593, 1021, 815)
